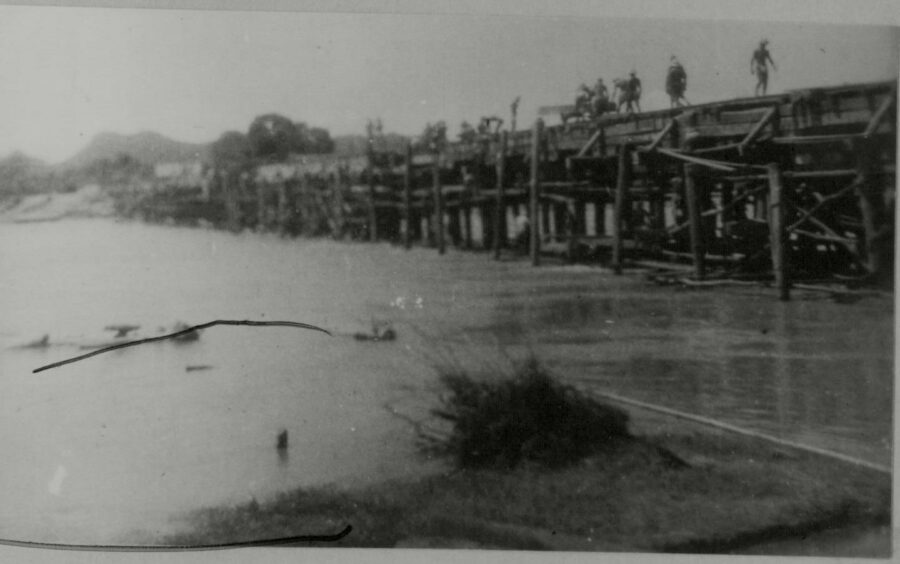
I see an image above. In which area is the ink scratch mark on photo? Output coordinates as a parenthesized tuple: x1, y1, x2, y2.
(32, 319, 331, 374)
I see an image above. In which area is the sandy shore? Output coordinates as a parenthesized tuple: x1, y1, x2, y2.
(161, 392, 890, 555)
(0, 186, 113, 223)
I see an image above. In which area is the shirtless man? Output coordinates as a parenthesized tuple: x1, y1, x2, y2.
(751, 39, 777, 96)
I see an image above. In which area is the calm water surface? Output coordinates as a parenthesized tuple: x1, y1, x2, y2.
(0, 219, 893, 544)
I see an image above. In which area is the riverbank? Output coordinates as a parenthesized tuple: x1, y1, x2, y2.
(163, 399, 890, 555)
(1, 219, 891, 546)
(0, 186, 113, 223)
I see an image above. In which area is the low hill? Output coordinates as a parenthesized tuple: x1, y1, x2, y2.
(60, 131, 211, 169)
(0, 152, 54, 196)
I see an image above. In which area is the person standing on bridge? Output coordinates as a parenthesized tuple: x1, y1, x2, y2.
(751, 39, 777, 96)
(622, 70, 642, 113)
(666, 56, 689, 108)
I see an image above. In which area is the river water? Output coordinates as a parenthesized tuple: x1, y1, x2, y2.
(0, 219, 893, 545)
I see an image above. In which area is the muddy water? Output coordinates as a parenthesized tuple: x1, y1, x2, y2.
(0, 219, 892, 545)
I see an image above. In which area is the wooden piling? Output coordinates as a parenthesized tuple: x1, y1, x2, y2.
(433, 152, 445, 254)
(493, 131, 507, 260)
(855, 139, 886, 280)
(684, 164, 706, 280)
(256, 181, 266, 231)
(574, 200, 586, 235)
(767, 163, 790, 301)
(463, 205, 473, 249)
(650, 183, 665, 233)
(367, 159, 378, 242)
(530, 119, 543, 266)
(719, 181, 734, 255)
(332, 169, 345, 239)
(276, 179, 288, 236)
(612, 144, 631, 274)
(238, 173, 249, 229)
(403, 143, 413, 250)
(754, 192, 768, 221)
(223, 171, 240, 232)
(451, 208, 462, 248)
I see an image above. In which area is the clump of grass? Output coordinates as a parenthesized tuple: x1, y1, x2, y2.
(427, 358, 631, 469)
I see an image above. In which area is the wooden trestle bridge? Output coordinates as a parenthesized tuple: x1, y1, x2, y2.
(195, 80, 896, 299)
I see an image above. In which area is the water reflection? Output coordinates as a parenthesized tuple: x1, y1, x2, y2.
(483, 281, 892, 466)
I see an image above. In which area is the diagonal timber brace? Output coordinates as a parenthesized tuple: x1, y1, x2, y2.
(738, 106, 779, 154)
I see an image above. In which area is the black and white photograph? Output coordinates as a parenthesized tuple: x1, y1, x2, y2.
(0, 1, 896, 560)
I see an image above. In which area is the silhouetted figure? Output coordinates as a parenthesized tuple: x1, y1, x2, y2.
(562, 84, 594, 125)
(614, 71, 642, 114)
(666, 56, 689, 107)
(751, 39, 777, 96)
(592, 78, 613, 117)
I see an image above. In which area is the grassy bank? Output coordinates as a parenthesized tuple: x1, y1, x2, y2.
(163, 401, 889, 552)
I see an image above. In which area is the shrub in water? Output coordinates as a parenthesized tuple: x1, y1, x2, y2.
(429, 358, 630, 469)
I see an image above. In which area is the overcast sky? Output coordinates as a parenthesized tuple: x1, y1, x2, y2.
(0, 3, 897, 163)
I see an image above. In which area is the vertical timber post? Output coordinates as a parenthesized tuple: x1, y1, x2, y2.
(463, 205, 473, 249)
(612, 144, 631, 274)
(332, 169, 344, 240)
(855, 138, 886, 281)
(684, 164, 706, 280)
(223, 171, 238, 232)
(530, 119, 543, 267)
(237, 173, 248, 230)
(277, 178, 288, 236)
(256, 180, 266, 231)
(767, 163, 790, 301)
(367, 157, 378, 242)
(403, 144, 413, 250)
(493, 131, 507, 260)
(857, 180, 880, 275)
(720, 181, 734, 255)
(433, 151, 445, 255)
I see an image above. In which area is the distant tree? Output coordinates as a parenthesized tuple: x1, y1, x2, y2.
(246, 114, 335, 159)
(210, 131, 252, 170)
(247, 113, 305, 160)
(80, 152, 152, 185)
(419, 121, 447, 153)
(305, 127, 335, 154)
(0, 152, 39, 196)
(458, 121, 476, 144)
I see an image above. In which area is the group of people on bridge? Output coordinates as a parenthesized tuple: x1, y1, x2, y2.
(566, 40, 776, 123)
(565, 71, 642, 123)
(567, 57, 683, 123)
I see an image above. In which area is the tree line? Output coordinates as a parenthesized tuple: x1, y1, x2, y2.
(210, 113, 335, 171)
